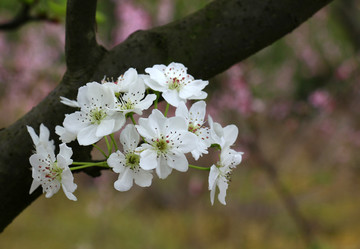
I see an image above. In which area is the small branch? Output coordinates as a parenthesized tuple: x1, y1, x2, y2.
(0, 2, 58, 31)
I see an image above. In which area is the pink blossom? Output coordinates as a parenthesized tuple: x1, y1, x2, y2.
(112, 1, 151, 44)
(308, 90, 334, 112)
(209, 64, 253, 118)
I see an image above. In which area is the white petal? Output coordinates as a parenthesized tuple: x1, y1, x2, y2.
(107, 151, 126, 173)
(167, 150, 188, 172)
(62, 185, 78, 201)
(120, 124, 140, 151)
(113, 112, 126, 132)
(148, 109, 167, 134)
(145, 67, 168, 88)
(58, 143, 73, 165)
(208, 165, 219, 190)
(77, 125, 100, 145)
(63, 111, 91, 134)
(189, 101, 206, 123)
(217, 178, 229, 205)
(223, 125, 238, 148)
(60, 96, 80, 108)
(175, 102, 189, 121)
(29, 180, 41, 194)
(175, 132, 198, 153)
(179, 80, 208, 99)
(55, 125, 77, 143)
(39, 124, 51, 144)
(27, 125, 39, 145)
(221, 148, 243, 168)
(163, 90, 182, 107)
(95, 118, 115, 137)
(166, 116, 188, 133)
(120, 68, 139, 91)
(139, 149, 157, 170)
(133, 169, 153, 187)
(114, 168, 134, 191)
(155, 157, 173, 179)
(136, 94, 157, 111)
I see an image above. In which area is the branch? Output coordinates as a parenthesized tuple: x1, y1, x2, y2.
(0, 0, 333, 232)
(0, 2, 58, 31)
(65, 0, 106, 73)
(93, 0, 333, 80)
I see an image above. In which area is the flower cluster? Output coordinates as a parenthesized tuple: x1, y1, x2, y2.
(27, 62, 243, 205)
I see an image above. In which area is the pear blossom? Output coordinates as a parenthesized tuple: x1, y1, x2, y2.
(175, 101, 211, 160)
(144, 62, 208, 107)
(208, 115, 238, 150)
(60, 96, 80, 108)
(107, 124, 153, 191)
(27, 123, 55, 154)
(136, 109, 197, 179)
(208, 147, 243, 205)
(62, 82, 125, 145)
(29, 142, 77, 201)
(113, 83, 156, 115)
(102, 68, 146, 95)
(55, 124, 77, 143)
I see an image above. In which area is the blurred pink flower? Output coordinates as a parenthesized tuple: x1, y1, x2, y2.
(156, 0, 174, 25)
(112, 0, 151, 44)
(210, 64, 253, 118)
(308, 89, 334, 112)
(335, 58, 357, 80)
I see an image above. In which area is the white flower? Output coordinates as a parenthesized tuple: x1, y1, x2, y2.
(114, 82, 156, 116)
(27, 123, 55, 155)
(144, 62, 208, 107)
(175, 101, 211, 160)
(60, 96, 80, 108)
(136, 109, 197, 179)
(103, 68, 146, 95)
(208, 148, 243, 205)
(107, 124, 153, 191)
(29, 143, 77, 201)
(208, 115, 238, 150)
(55, 124, 77, 143)
(63, 82, 125, 145)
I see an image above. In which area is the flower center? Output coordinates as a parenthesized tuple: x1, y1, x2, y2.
(90, 108, 107, 124)
(155, 138, 168, 152)
(45, 162, 63, 181)
(116, 93, 135, 110)
(125, 153, 140, 169)
(168, 78, 182, 91)
(188, 122, 202, 134)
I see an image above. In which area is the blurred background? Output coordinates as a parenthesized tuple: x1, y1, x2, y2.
(1, 0, 360, 248)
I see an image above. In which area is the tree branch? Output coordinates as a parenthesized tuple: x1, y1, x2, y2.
(0, 2, 58, 31)
(65, 0, 106, 73)
(93, 0, 333, 80)
(0, 0, 333, 232)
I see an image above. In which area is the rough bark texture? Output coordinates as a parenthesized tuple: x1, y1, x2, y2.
(0, 0, 333, 232)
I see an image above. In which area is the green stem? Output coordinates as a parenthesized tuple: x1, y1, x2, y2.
(189, 164, 211, 171)
(70, 162, 109, 171)
(104, 136, 112, 155)
(110, 134, 119, 151)
(164, 103, 170, 117)
(92, 143, 107, 158)
(129, 113, 136, 125)
(72, 161, 107, 166)
(154, 91, 160, 109)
